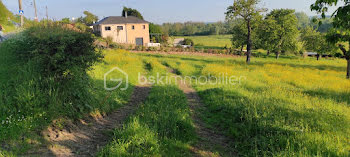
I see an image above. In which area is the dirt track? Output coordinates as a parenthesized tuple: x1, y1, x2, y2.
(168, 68, 236, 157)
(32, 84, 151, 157)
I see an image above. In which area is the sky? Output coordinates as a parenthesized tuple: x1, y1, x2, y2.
(1, 0, 340, 24)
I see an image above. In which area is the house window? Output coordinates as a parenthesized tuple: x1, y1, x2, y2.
(132, 25, 135, 30)
(143, 25, 146, 29)
(117, 26, 123, 30)
(105, 26, 111, 31)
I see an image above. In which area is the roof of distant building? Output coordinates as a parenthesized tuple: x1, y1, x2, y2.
(94, 16, 149, 25)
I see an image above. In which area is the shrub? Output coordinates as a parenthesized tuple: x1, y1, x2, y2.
(0, 24, 103, 143)
(15, 24, 103, 80)
(183, 38, 194, 46)
(105, 36, 114, 48)
(147, 46, 158, 51)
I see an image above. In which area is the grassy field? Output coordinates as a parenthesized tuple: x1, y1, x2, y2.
(98, 51, 350, 156)
(1, 43, 350, 156)
(173, 35, 232, 49)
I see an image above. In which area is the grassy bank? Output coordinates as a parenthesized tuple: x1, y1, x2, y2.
(0, 33, 143, 155)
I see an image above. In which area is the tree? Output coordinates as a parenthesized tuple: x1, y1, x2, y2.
(295, 12, 310, 29)
(256, 18, 279, 56)
(122, 7, 144, 20)
(301, 26, 337, 60)
(262, 9, 299, 59)
(311, 0, 350, 78)
(226, 0, 264, 63)
(149, 23, 163, 43)
(82, 11, 98, 25)
(230, 19, 247, 55)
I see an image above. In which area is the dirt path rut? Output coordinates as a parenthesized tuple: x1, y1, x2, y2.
(169, 68, 236, 157)
(38, 84, 151, 157)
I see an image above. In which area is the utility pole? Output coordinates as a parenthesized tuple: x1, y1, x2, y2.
(18, 0, 24, 26)
(46, 6, 48, 20)
(33, 0, 38, 22)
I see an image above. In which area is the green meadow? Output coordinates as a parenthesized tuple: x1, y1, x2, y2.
(99, 50, 350, 156)
(1, 42, 350, 156)
(173, 35, 232, 49)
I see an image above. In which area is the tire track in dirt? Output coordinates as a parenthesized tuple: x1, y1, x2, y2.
(168, 68, 236, 157)
(33, 84, 152, 157)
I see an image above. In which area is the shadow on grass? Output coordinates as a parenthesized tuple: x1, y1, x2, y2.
(136, 53, 346, 73)
(303, 89, 350, 106)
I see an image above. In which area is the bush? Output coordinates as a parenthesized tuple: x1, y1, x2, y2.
(0, 24, 104, 144)
(183, 38, 194, 46)
(15, 24, 103, 80)
(105, 36, 114, 48)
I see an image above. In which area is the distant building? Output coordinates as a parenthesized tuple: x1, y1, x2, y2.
(93, 15, 150, 46)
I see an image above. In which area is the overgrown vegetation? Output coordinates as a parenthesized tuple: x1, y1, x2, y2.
(0, 25, 130, 155)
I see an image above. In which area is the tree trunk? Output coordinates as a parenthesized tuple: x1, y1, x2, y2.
(347, 59, 350, 79)
(246, 20, 252, 64)
(240, 45, 244, 55)
(267, 50, 270, 56)
(316, 54, 320, 60)
(275, 52, 279, 59)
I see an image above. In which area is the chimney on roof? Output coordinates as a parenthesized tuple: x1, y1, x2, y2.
(125, 11, 128, 18)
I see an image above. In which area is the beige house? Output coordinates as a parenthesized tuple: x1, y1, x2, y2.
(93, 16, 150, 46)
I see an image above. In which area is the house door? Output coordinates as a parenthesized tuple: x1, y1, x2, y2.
(136, 38, 144, 46)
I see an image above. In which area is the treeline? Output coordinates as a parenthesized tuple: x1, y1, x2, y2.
(229, 10, 338, 58)
(160, 22, 233, 36)
(155, 12, 333, 37)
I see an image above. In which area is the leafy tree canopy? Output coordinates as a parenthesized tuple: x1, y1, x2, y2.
(226, 0, 264, 63)
(77, 11, 98, 25)
(258, 9, 299, 56)
(122, 7, 144, 20)
(295, 12, 310, 29)
(311, 0, 350, 29)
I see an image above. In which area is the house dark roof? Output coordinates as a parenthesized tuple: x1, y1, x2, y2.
(94, 16, 149, 25)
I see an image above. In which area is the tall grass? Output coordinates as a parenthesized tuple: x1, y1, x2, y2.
(98, 85, 196, 156)
(136, 52, 350, 156)
(0, 33, 142, 155)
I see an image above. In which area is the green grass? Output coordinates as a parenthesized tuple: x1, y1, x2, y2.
(173, 35, 232, 49)
(2, 38, 350, 156)
(129, 52, 350, 156)
(98, 85, 196, 157)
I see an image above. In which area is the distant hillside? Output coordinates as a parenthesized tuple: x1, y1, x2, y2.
(0, 1, 16, 32)
(0, 1, 14, 23)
